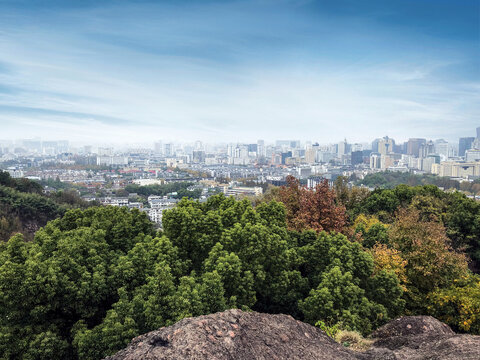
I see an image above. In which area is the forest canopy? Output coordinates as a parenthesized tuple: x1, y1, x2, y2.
(1, 175, 479, 359)
(0, 171, 94, 242)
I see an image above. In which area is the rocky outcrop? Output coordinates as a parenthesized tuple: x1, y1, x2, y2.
(105, 310, 480, 360)
(371, 315, 454, 339)
(105, 309, 357, 360)
(364, 315, 480, 360)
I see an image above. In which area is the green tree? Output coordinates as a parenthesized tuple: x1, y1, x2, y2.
(297, 231, 404, 334)
(0, 207, 155, 359)
(299, 265, 403, 335)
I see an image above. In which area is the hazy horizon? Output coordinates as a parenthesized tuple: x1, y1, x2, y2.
(1, 0, 479, 143)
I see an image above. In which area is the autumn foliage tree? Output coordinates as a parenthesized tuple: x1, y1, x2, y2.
(427, 274, 480, 334)
(278, 175, 346, 233)
(370, 243, 408, 291)
(388, 207, 469, 311)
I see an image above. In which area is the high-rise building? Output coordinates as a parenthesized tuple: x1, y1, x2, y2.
(164, 143, 174, 157)
(419, 140, 435, 158)
(248, 144, 258, 153)
(257, 139, 266, 158)
(407, 138, 426, 157)
(378, 136, 394, 155)
(281, 151, 292, 165)
(394, 142, 405, 154)
(305, 147, 317, 164)
(337, 139, 348, 157)
(472, 126, 480, 150)
(370, 153, 381, 169)
(459, 137, 475, 157)
(98, 147, 113, 156)
(227, 144, 234, 157)
(154, 141, 163, 154)
(422, 155, 440, 173)
(234, 145, 248, 158)
(351, 150, 363, 166)
(192, 150, 206, 163)
(465, 149, 480, 162)
(434, 139, 449, 158)
(275, 140, 300, 150)
(351, 143, 363, 152)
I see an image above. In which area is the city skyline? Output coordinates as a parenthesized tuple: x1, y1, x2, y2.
(2, 128, 480, 150)
(0, 0, 479, 143)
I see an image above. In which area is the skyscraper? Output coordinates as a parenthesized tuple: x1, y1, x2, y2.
(351, 150, 363, 166)
(459, 137, 475, 157)
(434, 139, 449, 158)
(257, 139, 265, 158)
(407, 138, 426, 157)
(164, 143, 173, 157)
(419, 140, 435, 158)
(337, 139, 348, 157)
(154, 141, 163, 154)
(378, 136, 394, 155)
(192, 150, 205, 163)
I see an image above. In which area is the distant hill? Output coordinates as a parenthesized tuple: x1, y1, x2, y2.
(0, 170, 94, 241)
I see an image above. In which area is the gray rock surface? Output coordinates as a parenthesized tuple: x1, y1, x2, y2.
(105, 310, 480, 360)
(364, 315, 480, 360)
(371, 315, 454, 339)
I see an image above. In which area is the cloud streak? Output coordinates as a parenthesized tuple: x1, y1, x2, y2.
(0, 0, 478, 144)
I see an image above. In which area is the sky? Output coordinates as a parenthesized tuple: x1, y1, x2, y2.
(0, 0, 479, 145)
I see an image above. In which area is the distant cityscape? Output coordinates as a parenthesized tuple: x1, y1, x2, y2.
(2, 127, 480, 227)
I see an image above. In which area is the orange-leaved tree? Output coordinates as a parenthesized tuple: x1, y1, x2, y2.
(388, 207, 469, 311)
(278, 175, 346, 233)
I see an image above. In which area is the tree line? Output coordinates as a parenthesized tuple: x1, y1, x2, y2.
(124, 182, 201, 199)
(357, 171, 463, 190)
(0, 174, 479, 359)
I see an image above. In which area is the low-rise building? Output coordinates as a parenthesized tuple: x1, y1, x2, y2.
(223, 186, 263, 198)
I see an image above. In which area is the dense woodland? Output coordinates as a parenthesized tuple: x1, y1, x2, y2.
(0, 171, 95, 242)
(0, 173, 479, 359)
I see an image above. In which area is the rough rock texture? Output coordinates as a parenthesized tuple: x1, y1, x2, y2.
(105, 310, 480, 360)
(105, 309, 358, 360)
(371, 316, 454, 339)
(364, 315, 480, 360)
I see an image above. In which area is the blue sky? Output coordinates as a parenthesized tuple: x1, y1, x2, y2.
(0, 0, 478, 144)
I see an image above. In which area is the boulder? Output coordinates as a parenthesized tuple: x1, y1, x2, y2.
(364, 315, 480, 360)
(105, 311, 480, 360)
(104, 309, 357, 360)
(371, 315, 454, 339)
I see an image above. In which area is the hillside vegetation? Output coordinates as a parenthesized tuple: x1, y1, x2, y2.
(0, 171, 95, 242)
(0, 175, 479, 359)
